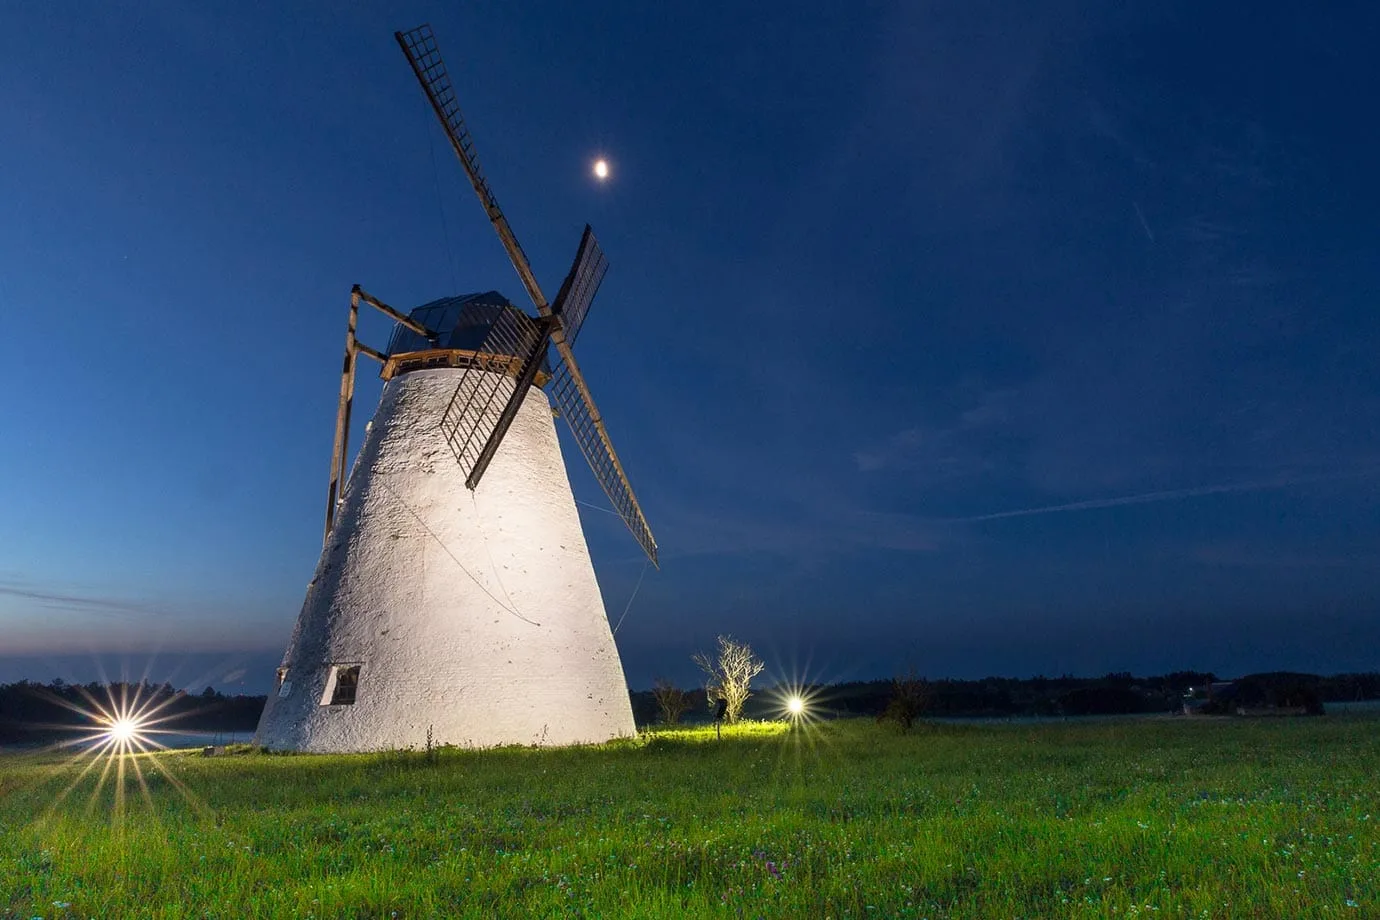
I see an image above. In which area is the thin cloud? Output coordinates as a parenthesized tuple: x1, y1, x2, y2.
(0, 581, 171, 620)
(1190, 543, 1362, 570)
(854, 389, 1014, 476)
(854, 426, 968, 475)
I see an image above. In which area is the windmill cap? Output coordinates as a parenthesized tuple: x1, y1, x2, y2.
(386, 291, 528, 355)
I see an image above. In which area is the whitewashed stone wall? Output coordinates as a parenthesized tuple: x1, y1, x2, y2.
(255, 367, 636, 752)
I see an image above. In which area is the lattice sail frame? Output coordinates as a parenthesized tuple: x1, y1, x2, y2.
(398, 23, 659, 567)
(551, 225, 608, 347)
(437, 309, 553, 491)
(544, 360, 657, 562)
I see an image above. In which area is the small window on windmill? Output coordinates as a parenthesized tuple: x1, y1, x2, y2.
(276, 667, 293, 699)
(321, 665, 361, 706)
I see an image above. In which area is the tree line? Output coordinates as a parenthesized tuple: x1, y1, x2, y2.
(5, 669, 1379, 743)
(631, 669, 1380, 726)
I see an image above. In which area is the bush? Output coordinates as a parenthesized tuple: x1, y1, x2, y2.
(878, 671, 930, 732)
(651, 678, 690, 725)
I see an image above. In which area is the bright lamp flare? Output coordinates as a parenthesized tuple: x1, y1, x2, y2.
(593, 159, 610, 180)
(787, 696, 804, 715)
(107, 718, 140, 743)
(34, 674, 217, 827)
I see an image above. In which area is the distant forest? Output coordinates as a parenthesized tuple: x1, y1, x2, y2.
(629, 671, 1380, 725)
(4, 671, 1379, 744)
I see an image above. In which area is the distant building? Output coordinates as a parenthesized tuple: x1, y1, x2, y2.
(1183, 673, 1324, 717)
(1182, 681, 1237, 715)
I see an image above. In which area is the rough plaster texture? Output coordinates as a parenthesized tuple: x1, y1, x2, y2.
(255, 367, 637, 752)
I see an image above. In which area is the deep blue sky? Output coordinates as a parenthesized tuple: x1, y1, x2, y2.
(3, 2, 1378, 693)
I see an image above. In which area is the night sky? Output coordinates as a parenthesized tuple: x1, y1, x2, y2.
(3, 2, 1378, 694)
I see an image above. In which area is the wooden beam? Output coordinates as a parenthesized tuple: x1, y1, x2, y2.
(354, 341, 387, 363)
(353, 284, 431, 338)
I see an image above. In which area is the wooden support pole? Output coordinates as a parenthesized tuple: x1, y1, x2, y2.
(324, 288, 362, 545)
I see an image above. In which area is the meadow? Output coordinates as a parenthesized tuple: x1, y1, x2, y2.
(2, 715, 1377, 918)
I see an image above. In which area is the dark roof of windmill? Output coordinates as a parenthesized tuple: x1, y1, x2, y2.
(409, 290, 516, 322)
(386, 291, 530, 355)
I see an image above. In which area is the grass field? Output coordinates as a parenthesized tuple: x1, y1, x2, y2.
(2, 715, 1378, 918)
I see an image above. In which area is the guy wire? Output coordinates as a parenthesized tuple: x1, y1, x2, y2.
(376, 476, 540, 627)
(612, 560, 650, 635)
(470, 489, 520, 613)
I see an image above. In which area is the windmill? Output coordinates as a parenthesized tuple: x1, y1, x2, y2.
(254, 24, 656, 753)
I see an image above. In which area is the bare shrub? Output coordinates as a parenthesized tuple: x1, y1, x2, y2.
(879, 670, 931, 732)
(651, 678, 690, 725)
(693, 635, 765, 724)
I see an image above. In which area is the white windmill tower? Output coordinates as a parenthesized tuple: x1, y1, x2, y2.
(255, 25, 657, 753)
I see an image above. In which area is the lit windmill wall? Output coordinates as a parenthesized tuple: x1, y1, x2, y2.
(255, 366, 636, 752)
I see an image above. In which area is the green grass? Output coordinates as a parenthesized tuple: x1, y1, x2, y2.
(2, 715, 1378, 918)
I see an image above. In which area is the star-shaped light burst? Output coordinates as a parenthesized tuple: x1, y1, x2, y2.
(99, 712, 150, 752)
(765, 681, 830, 768)
(776, 684, 819, 728)
(35, 680, 208, 822)
(75, 684, 171, 755)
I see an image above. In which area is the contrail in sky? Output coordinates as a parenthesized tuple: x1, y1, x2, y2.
(1133, 201, 1155, 242)
(955, 473, 1351, 523)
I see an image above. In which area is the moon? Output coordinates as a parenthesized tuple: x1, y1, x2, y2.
(593, 159, 610, 181)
